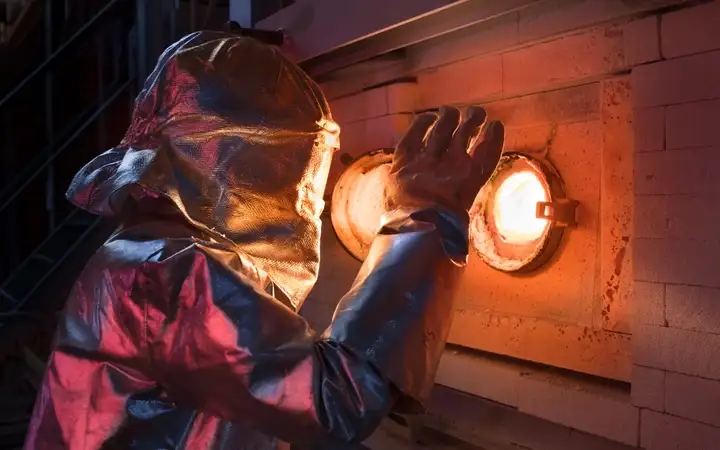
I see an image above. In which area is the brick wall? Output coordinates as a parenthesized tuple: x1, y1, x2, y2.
(323, 3, 644, 382)
(631, 1, 720, 448)
(307, 0, 720, 448)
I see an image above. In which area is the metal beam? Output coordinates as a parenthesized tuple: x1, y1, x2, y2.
(255, 0, 547, 75)
(258, 0, 462, 61)
(299, 0, 548, 77)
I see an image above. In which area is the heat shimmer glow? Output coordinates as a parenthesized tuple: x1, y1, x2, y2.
(345, 165, 389, 245)
(492, 170, 550, 244)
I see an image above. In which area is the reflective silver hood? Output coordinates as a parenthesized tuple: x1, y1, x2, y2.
(66, 31, 339, 307)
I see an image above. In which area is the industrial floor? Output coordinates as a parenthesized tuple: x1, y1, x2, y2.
(365, 424, 488, 450)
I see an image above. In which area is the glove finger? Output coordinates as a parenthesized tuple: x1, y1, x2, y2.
(393, 112, 438, 171)
(424, 106, 461, 158)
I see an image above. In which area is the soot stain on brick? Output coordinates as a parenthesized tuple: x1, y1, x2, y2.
(603, 235, 630, 323)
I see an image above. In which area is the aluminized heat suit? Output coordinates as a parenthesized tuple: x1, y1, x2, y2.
(24, 31, 469, 450)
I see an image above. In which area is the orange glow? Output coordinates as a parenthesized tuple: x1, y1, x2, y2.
(331, 149, 394, 261)
(492, 170, 550, 244)
(345, 165, 389, 244)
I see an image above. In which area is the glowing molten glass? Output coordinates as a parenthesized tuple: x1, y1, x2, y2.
(492, 170, 550, 244)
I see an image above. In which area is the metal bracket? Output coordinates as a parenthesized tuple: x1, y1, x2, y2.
(536, 199, 579, 227)
(224, 20, 284, 46)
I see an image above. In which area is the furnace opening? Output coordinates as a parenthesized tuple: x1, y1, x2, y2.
(330, 149, 393, 261)
(492, 170, 550, 244)
(331, 150, 577, 268)
(470, 153, 576, 273)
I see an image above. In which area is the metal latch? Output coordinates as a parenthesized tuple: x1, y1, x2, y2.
(536, 199, 579, 227)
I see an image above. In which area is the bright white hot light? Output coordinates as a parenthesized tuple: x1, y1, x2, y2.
(492, 170, 550, 244)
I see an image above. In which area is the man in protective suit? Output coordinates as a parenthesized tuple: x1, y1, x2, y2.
(24, 31, 504, 449)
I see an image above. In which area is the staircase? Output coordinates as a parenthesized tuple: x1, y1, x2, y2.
(0, 1, 228, 448)
(0, 0, 136, 338)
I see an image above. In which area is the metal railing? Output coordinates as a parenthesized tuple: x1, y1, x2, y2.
(0, 0, 136, 320)
(0, 0, 226, 322)
(0, 2, 226, 446)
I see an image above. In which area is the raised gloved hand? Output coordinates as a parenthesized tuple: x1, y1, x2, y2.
(386, 106, 505, 215)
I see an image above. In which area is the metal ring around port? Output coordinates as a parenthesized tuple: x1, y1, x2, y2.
(330, 149, 394, 261)
(469, 152, 574, 273)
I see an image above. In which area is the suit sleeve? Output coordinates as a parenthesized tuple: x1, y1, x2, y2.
(145, 207, 468, 445)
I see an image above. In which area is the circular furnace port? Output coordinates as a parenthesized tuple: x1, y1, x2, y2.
(330, 149, 394, 261)
(331, 150, 578, 268)
(470, 152, 578, 273)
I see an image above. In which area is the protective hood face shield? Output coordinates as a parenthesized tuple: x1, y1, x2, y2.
(65, 31, 339, 308)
